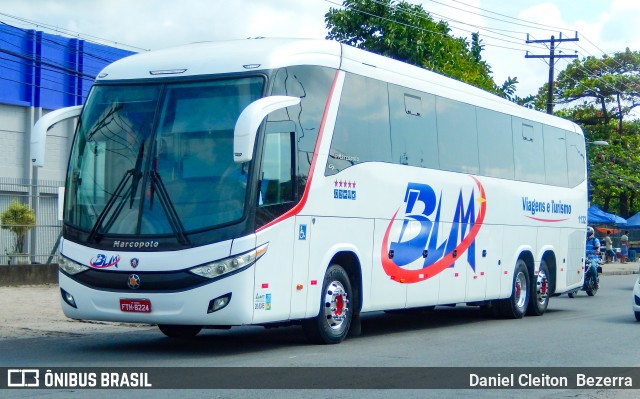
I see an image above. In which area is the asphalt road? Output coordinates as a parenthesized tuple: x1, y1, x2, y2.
(2, 273, 640, 398)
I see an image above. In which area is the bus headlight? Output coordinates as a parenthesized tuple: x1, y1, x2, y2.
(189, 243, 268, 279)
(59, 257, 90, 275)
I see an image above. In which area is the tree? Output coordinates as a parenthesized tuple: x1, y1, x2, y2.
(550, 49, 640, 217)
(325, 0, 503, 94)
(554, 105, 640, 217)
(555, 49, 640, 132)
(1, 199, 36, 254)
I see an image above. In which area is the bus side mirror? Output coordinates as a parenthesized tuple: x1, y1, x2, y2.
(233, 96, 300, 163)
(31, 105, 83, 167)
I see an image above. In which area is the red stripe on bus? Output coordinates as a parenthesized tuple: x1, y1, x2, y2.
(256, 70, 341, 233)
(525, 216, 569, 223)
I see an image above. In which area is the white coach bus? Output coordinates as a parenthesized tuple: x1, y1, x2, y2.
(33, 38, 588, 344)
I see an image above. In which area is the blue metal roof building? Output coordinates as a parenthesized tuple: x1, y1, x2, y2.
(0, 22, 135, 263)
(0, 22, 134, 109)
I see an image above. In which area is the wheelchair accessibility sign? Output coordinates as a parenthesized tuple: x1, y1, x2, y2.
(298, 224, 307, 240)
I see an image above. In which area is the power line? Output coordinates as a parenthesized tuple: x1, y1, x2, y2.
(445, 0, 574, 33)
(0, 21, 133, 70)
(0, 35, 110, 76)
(525, 33, 579, 114)
(0, 75, 86, 98)
(0, 12, 149, 52)
(0, 57, 94, 88)
(324, 0, 547, 53)
(0, 47, 95, 79)
(425, 0, 574, 35)
(368, 0, 529, 39)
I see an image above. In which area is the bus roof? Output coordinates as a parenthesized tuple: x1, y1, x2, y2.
(97, 38, 342, 80)
(96, 38, 581, 134)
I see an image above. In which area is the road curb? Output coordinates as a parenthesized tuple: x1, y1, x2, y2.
(602, 271, 639, 276)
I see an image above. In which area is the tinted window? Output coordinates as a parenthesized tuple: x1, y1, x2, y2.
(566, 130, 587, 187)
(436, 97, 479, 174)
(66, 78, 263, 236)
(388, 84, 438, 168)
(543, 125, 569, 186)
(326, 73, 391, 175)
(513, 118, 545, 184)
(150, 79, 262, 232)
(259, 127, 294, 206)
(270, 66, 336, 196)
(477, 107, 514, 179)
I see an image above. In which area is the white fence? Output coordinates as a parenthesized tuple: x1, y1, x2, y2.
(0, 177, 63, 264)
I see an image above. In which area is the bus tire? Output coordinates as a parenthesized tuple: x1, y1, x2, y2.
(302, 264, 353, 344)
(158, 324, 202, 338)
(527, 260, 550, 316)
(494, 259, 529, 319)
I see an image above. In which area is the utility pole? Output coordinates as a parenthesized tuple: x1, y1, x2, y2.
(525, 32, 579, 114)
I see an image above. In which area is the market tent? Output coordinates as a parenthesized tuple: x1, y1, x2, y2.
(625, 212, 640, 228)
(587, 205, 627, 226)
(612, 213, 627, 225)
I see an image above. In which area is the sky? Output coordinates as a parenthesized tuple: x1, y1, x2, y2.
(1, 0, 639, 97)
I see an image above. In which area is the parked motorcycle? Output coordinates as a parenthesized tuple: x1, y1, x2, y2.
(568, 253, 600, 297)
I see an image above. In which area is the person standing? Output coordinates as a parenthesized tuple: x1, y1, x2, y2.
(620, 230, 629, 264)
(604, 230, 615, 263)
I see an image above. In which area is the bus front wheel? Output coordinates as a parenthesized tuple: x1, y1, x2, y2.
(303, 264, 353, 344)
(158, 324, 202, 338)
(494, 259, 530, 319)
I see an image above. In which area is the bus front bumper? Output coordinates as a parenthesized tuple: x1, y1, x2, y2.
(58, 270, 255, 326)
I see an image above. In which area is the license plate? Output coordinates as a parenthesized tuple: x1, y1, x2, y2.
(120, 298, 151, 313)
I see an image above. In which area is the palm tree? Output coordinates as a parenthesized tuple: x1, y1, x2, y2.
(1, 199, 36, 254)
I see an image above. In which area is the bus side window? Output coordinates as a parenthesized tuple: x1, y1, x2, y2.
(477, 107, 514, 179)
(513, 118, 545, 184)
(325, 73, 391, 175)
(566, 130, 587, 187)
(389, 84, 438, 168)
(259, 125, 295, 207)
(436, 96, 479, 174)
(543, 125, 568, 187)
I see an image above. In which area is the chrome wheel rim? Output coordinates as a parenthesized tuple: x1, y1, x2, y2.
(536, 269, 549, 305)
(323, 280, 349, 331)
(514, 271, 528, 309)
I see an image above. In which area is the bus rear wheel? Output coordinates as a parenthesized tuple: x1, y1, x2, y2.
(527, 260, 550, 316)
(303, 264, 353, 344)
(494, 259, 530, 319)
(158, 324, 202, 338)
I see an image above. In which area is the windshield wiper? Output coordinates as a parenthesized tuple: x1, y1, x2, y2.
(86, 168, 133, 243)
(129, 141, 145, 208)
(87, 144, 145, 243)
(149, 169, 190, 246)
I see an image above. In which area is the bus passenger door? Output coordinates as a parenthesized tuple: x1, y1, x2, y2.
(253, 122, 297, 324)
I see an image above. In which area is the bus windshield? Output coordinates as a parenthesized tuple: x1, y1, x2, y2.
(65, 77, 264, 242)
